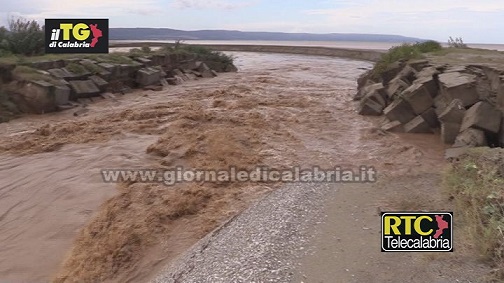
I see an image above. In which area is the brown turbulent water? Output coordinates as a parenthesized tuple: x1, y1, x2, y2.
(0, 52, 447, 282)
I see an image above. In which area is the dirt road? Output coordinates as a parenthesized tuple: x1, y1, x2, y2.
(0, 52, 491, 282)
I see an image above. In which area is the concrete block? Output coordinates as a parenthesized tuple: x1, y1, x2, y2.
(89, 75, 109, 91)
(439, 72, 479, 107)
(454, 128, 487, 147)
(20, 80, 56, 113)
(355, 82, 386, 102)
(414, 75, 438, 98)
(441, 122, 461, 144)
(408, 60, 430, 71)
(69, 80, 100, 98)
(460, 101, 502, 134)
(385, 77, 409, 100)
(358, 99, 384, 116)
(421, 107, 440, 128)
(403, 83, 434, 115)
(54, 85, 70, 105)
(384, 98, 416, 124)
(396, 65, 418, 85)
(404, 115, 433, 133)
(136, 67, 162, 86)
(380, 61, 404, 84)
(438, 99, 465, 124)
(434, 93, 451, 117)
(381, 120, 404, 133)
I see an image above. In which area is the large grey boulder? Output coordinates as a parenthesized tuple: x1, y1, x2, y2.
(54, 85, 70, 105)
(434, 93, 451, 116)
(384, 98, 416, 124)
(27, 80, 55, 112)
(439, 72, 479, 107)
(89, 75, 109, 91)
(421, 107, 440, 128)
(438, 99, 465, 124)
(69, 80, 100, 98)
(408, 60, 430, 72)
(385, 77, 409, 100)
(402, 83, 434, 115)
(355, 83, 387, 103)
(358, 98, 384, 116)
(396, 65, 418, 85)
(404, 115, 433, 133)
(136, 67, 162, 87)
(460, 101, 502, 134)
(381, 120, 404, 133)
(172, 69, 189, 81)
(454, 128, 487, 147)
(380, 62, 404, 84)
(416, 66, 439, 79)
(16, 80, 57, 113)
(441, 122, 461, 144)
(413, 75, 438, 98)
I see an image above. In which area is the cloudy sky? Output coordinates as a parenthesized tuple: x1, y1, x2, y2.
(1, 0, 503, 43)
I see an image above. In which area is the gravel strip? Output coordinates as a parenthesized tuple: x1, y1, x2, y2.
(151, 183, 332, 283)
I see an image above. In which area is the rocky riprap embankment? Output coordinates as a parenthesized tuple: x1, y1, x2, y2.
(356, 59, 504, 155)
(0, 53, 237, 116)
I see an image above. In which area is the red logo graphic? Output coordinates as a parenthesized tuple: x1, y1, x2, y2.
(434, 215, 449, 239)
(89, 24, 102, 48)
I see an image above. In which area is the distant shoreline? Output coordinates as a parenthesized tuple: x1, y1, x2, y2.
(109, 42, 385, 62)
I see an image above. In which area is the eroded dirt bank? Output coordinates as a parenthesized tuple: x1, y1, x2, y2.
(0, 52, 474, 282)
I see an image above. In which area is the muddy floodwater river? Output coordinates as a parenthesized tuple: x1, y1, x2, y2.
(0, 52, 448, 282)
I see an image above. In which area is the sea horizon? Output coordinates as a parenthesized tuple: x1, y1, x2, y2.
(110, 39, 504, 52)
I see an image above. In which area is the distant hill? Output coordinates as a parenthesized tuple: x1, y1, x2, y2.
(110, 28, 424, 42)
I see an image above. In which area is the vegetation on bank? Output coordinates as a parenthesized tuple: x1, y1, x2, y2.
(444, 148, 504, 281)
(372, 40, 443, 78)
(0, 18, 44, 56)
(129, 42, 234, 65)
(0, 17, 234, 66)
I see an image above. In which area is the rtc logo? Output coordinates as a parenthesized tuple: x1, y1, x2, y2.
(45, 19, 108, 54)
(381, 212, 453, 252)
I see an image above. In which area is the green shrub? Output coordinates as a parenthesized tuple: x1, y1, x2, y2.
(372, 41, 442, 79)
(5, 17, 44, 56)
(415, 40, 443, 53)
(141, 45, 152, 53)
(179, 45, 234, 64)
